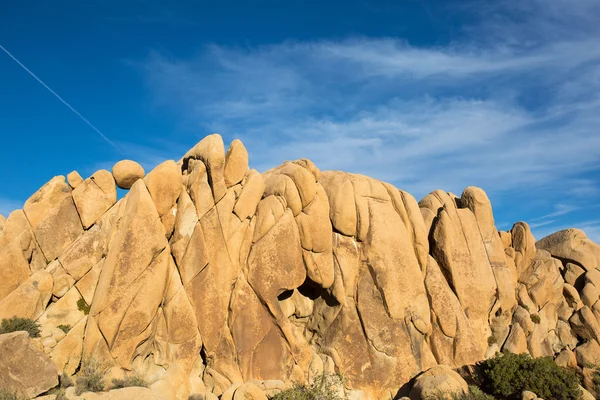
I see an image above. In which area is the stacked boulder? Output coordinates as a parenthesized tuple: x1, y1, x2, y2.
(0, 134, 600, 400)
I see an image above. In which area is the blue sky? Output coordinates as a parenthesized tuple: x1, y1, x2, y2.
(1, 0, 599, 242)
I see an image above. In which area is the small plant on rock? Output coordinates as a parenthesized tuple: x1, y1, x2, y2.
(0, 389, 21, 400)
(57, 324, 71, 334)
(111, 373, 148, 389)
(530, 314, 541, 324)
(75, 358, 107, 395)
(0, 317, 41, 338)
(77, 298, 91, 315)
(428, 385, 496, 400)
(272, 372, 346, 400)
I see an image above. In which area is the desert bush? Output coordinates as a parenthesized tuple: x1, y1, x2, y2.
(77, 298, 90, 315)
(0, 317, 41, 338)
(188, 395, 204, 400)
(529, 314, 540, 324)
(272, 373, 346, 400)
(428, 385, 495, 400)
(75, 358, 107, 395)
(0, 389, 21, 400)
(57, 324, 71, 334)
(111, 374, 148, 389)
(479, 353, 581, 400)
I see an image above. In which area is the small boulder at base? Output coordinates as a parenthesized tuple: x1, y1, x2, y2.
(0, 331, 58, 399)
(112, 160, 145, 189)
(79, 387, 169, 399)
(409, 365, 468, 400)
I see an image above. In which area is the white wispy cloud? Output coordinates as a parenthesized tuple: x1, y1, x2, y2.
(139, 0, 600, 233)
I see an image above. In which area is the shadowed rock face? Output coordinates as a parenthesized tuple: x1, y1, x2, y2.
(1, 134, 600, 400)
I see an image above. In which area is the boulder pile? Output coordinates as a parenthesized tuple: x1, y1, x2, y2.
(1, 134, 600, 400)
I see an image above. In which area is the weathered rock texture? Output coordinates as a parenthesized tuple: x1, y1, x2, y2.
(1, 134, 600, 400)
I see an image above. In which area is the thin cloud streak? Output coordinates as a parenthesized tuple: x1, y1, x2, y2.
(0, 44, 121, 153)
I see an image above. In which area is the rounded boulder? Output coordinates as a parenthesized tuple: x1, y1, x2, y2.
(112, 160, 145, 189)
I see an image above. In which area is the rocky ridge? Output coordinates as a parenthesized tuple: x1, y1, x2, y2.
(0, 134, 599, 400)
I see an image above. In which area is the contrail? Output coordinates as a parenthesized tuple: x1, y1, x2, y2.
(0, 44, 120, 152)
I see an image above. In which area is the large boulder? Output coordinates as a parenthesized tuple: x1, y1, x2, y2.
(0, 269, 53, 320)
(409, 365, 468, 400)
(72, 170, 117, 229)
(23, 176, 83, 261)
(0, 331, 58, 398)
(537, 229, 600, 271)
(112, 160, 145, 189)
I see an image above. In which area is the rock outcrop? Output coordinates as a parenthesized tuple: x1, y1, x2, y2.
(1, 134, 600, 400)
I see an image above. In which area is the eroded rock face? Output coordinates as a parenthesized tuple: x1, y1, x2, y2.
(2, 133, 600, 400)
(0, 331, 58, 398)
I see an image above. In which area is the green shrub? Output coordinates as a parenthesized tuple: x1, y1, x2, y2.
(521, 304, 529, 311)
(0, 317, 41, 338)
(479, 353, 581, 400)
(188, 396, 204, 400)
(487, 336, 496, 346)
(0, 389, 21, 400)
(428, 385, 496, 400)
(77, 298, 91, 315)
(75, 358, 107, 395)
(111, 374, 148, 389)
(272, 373, 346, 400)
(530, 314, 540, 324)
(57, 324, 71, 334)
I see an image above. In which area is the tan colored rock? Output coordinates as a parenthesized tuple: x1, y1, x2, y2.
(570, 306, 600, 342)
(581, 282, 600, 308)
(409, 365, 468, 400)
(564, 263, 586, 289)
(536, 228, 600, 271)
(425, 189, 497, 349)
(187, 159, 215, 219)
(38, 286, 86, 338)
(224, 139, 249, 187)
(511, 221, 537, 275)
(233, 382, 269, 400)
(50, 316, 87, 375)
(169, 189, 198, 264)
(500, 230, 512, 248)
(425, 256, 484, 366)
(575, 340, 600, 368)
(0, 331, 59, 398)
(234, 170, 265, 220)
(23, 176, 83, 260)
(72, 170, 117, 229)
(67, 170, 84, 189)
(182, 133, 227, 201)
(59, 223, 107, 280)
(264, 162, 317, 211)
(112, 159, 145, 189)
(46, 260, 75, 298)
(80, 387, 168, 399)
(522, 391, 537, 400)
(555, 348, 577, 368)
(0, 269, 53, 320)
(86, 179, 168, 369)
(503, 324, 529, 354)
(0, 210, 37, 300)
(144, 160, 183, 217)
(0, 212, 6, 232)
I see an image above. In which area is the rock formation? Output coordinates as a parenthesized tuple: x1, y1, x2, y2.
(1, 133, 600, 399)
